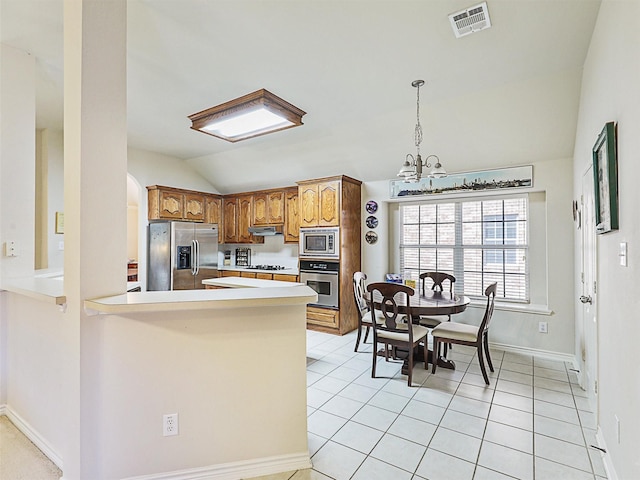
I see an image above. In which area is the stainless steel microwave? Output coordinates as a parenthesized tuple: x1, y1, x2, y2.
(299, 227, 339, 258)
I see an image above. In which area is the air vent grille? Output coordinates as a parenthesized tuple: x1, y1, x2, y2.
(449, 2, 492, 38)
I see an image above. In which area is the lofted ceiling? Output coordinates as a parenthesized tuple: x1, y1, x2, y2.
(1, 0, 601, 193)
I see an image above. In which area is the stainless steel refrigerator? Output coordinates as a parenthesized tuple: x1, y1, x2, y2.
(147, 221, 219, 290)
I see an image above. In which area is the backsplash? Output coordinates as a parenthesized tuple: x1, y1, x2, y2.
(218, 236, 298, 268)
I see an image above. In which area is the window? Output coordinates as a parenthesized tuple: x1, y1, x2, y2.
(400, 196, 528, 301)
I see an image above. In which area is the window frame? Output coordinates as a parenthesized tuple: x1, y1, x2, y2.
(399, 193, 530, 303)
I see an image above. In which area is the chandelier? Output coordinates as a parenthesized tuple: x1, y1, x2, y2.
(397, 80, 447, 182)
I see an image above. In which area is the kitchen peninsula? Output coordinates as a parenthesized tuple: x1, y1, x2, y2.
(4, 272, 316, 479)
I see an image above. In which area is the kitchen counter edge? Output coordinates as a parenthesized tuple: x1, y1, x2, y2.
(84, 285, 317, 315)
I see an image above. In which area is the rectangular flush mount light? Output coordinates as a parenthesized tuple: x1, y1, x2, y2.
(188, 89, 306, 142)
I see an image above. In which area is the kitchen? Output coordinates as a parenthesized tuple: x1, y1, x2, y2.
(3, 1, 638, 480)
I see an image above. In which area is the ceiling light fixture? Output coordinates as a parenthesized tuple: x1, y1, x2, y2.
(397, 80, 447, 182)
(189, 89, 306, 142)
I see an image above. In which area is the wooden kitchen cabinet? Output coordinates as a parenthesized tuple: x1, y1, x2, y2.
(253, 190, 284, 225)
(306, 306, 339, 330)
(223, 197, 238, 243)
(284, 187, 299, 244)
(147, 185, 206, 222)
(221, 270, 240, 277)
(298, 179, 340, 227)
(205, 194, 223, 231)
(297, 175, 362, 335)
(273, 273, 299, 282)
(222, 194, 263, 245)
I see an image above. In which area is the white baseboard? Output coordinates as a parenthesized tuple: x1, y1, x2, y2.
(490, 342, 576, 364)
(597, 427, 619, 480)
(122, 452, 312, 480)
(1, 405, 64, 470)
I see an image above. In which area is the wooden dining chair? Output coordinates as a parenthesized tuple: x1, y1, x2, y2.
(353, 272, 385, 352)
(431, 282, 497, 385)
(366, 282, 429, 386)
(418, 271, 456, 328)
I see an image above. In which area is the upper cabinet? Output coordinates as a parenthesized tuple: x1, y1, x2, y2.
(148, 185, 216, 223)
(253, 190, 285, 225)
(222, 195, 263, 244)
(284, 187, 299, 244)
(298, 179, 340, 227)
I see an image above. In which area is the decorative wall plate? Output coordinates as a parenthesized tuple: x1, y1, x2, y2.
(365, 200, 378, 214)
(365, 231, 378, 244)
(366, 216, 378, 229)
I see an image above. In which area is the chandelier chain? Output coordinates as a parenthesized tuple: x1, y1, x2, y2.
(414, 83, 423, 155)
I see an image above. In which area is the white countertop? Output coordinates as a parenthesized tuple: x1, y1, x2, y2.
(203, 277, 303, 288)
(1, 275, 66, 306)
(85, 285, 316, 315)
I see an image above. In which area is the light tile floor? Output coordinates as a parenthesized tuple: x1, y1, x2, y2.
(247, 329, 608, 480)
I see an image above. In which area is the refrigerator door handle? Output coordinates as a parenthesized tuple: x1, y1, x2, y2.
(191, 239, 197, 275)
(194, 239, 200, 275)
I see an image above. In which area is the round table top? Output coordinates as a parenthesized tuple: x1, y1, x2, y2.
(368, 288, 470, 316)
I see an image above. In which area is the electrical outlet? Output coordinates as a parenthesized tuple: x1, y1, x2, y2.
(163, 413, 178, 436)
(538, 321, 548, 333)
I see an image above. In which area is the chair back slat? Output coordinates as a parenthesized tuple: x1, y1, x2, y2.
(353, 272, 369, 318)
(480, 282, 497, 333)
(419, 272, 456, 296)
(366, 282, 414, 337)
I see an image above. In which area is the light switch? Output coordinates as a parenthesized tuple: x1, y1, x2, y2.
(619, 242, 628, 267)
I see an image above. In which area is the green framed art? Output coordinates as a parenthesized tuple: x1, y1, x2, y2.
(592, 122, 618, 234)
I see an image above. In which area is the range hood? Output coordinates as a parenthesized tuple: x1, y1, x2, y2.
(248, 225, 284, 236)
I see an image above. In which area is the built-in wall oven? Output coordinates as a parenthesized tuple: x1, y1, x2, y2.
(299, 259, 339, 309)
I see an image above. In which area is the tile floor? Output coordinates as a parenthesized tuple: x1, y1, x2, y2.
(248, 329, 608, 480)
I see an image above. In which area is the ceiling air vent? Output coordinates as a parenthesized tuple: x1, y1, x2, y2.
(449, 2, 492, 38)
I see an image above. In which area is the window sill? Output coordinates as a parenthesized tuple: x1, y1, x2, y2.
(467, 299, 553, 316)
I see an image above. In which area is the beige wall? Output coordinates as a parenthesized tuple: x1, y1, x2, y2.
(572, 1, 640, 478)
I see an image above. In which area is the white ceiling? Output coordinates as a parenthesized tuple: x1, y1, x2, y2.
(1, 0, 601, 193)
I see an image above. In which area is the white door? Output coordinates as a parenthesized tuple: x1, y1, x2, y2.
(581, 166, 598, 413)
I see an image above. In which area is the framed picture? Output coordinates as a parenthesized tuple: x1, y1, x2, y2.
(55, 212, 64, 234)
(592, 122, 618, 234)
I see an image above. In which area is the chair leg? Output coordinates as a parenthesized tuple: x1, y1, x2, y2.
(371, 338, 377, 379)
(483, 333, 494, 372)
(423, 340, 429, 370)
(431, 338, 439, 374)
(363, 325, 371, 344)
(407, 344, 414, 386)
(477, 343, 490, 385)
(354, 325, 363, 352)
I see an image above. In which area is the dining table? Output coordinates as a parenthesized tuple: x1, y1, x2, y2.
(367, 287, 471, 374)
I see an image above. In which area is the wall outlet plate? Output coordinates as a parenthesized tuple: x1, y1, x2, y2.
(163, 413, 178, 436)
(538, 321, 548, 333)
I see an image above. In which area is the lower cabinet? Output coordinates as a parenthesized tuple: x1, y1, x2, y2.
(221, 271, 241, 277)
(306, 306, 339, 331)
(273, 274, 299, 282)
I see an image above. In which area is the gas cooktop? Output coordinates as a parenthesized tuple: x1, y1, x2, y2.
(244, 265, 287, 271)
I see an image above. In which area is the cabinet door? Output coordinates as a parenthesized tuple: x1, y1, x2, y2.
(253, 193, 268, 225)
(318, 181, 340, 226)
(299, 184, 319, 227)
(205, 195, 223, 240)
(284, 188, 299, 243)
(237, 195, 253, 243)
(221, 270, 240, 277)
(267, 191, 285, 224)
(256, 272, 273, 280)
(273, 273, 299, 282)
(158, 190, 184, 219)
(223, 197, 238, 243)
(184, 193, 205, 221)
